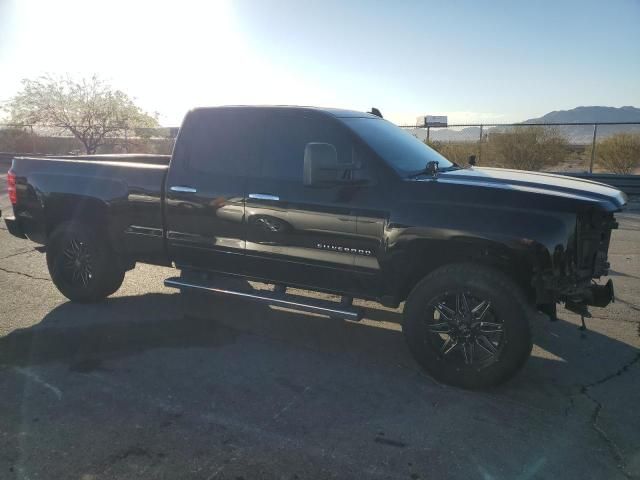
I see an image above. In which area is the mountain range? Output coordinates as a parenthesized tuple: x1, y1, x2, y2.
(415, 106, 640, 143)
(524, 106, 640, 124)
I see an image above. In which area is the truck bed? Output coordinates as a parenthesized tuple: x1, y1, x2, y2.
(50, 153, 171, 166)
(8, 154, 170, 265)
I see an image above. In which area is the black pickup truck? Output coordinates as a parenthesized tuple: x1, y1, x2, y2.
(3, 106, 627, 388)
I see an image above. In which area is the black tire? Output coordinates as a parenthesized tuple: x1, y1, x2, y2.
(46, 222, 125, 303)
(403, 263, 533, 389)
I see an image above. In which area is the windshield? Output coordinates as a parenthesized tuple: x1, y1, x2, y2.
(341, 117, 454, 175)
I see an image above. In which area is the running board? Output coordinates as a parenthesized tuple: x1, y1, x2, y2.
(164, 277, 363, 321)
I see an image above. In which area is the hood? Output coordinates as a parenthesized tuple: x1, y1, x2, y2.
(423, 166, 627, 211)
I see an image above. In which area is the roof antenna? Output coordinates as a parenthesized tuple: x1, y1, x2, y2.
(369, 107, 383, 118)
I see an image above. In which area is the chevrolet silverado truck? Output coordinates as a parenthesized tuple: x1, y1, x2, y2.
(3, 106, 627, 388)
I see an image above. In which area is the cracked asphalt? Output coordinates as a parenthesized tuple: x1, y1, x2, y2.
(1, 167, 639, 479)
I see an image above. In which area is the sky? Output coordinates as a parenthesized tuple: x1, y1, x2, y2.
(0, 0, 639, 126)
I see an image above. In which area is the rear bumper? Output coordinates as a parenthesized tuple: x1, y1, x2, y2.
(4, 216, 27, 239)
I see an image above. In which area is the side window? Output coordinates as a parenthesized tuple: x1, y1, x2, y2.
(260, 114, 355, 181)
(182, 110, 250, 175)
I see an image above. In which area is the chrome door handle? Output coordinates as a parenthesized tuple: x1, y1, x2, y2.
(248, 193, 279, 201)
(170, 186, 197, 193)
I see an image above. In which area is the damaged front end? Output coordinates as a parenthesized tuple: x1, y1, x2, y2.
(534, 209, 620, 318)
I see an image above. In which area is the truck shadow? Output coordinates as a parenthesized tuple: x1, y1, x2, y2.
(1, 291, 638, 480)
(0, 291, 637, 395)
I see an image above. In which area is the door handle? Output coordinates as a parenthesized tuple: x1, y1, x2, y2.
(248, 193, 280, 201)
(170, 186, 197, 193)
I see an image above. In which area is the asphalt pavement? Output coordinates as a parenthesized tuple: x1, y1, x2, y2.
(1, 170, 639, 479)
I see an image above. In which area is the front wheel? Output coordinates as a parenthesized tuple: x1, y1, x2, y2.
(403, 263, 533, 389)
(46, 223, 125, 303)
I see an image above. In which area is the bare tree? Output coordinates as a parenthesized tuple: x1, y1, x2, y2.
(5, 75, 159, 154)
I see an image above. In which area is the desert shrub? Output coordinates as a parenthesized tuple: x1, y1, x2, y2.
(0, 127, 33, 152)
(122, 138, 174, 154)
(486, 126, 569, 171)
(592, 133, 640, 174)
(34, 135, 84, 155)
(425, 139, 482, 166)
(0, 127, 174, 155)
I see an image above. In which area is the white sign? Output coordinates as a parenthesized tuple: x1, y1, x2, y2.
(416, 115, 448, 127)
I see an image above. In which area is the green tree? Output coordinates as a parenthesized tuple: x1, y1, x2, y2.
(5, 75, 159, 154)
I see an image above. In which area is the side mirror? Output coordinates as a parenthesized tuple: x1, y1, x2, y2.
(303, 143, 353, 186)
(425, 160, 439, 176)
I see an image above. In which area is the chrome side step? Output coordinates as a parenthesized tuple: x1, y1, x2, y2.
(164, 277, 363, 321)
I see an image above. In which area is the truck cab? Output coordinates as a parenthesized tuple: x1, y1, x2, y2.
(166, 107, 395, 300)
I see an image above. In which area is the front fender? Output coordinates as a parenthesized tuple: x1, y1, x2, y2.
(381, 201, 577, 301)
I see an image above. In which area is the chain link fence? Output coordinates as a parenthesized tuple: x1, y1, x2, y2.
(2, 122, 640, 174)
(401, 122, 640, 174)
(0, 124, 178, 156)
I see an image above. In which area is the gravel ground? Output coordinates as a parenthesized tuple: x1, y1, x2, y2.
(1, 169, 639, 480)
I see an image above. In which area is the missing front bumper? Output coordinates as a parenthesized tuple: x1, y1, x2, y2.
(587, 279, 615, 307)
(565, 279, 615, 316)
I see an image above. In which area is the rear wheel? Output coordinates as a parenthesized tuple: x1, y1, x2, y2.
(403, 263, 533, 389)
(46, 223, 125, 303)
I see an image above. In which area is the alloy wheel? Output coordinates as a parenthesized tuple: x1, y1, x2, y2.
(60, 238, 94, 288)
(425, 291, 505, 368)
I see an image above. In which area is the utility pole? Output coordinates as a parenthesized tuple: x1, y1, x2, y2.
(29, 125, 36, 153)
(478, 124, 484, 164)
(589, 124, 598, 173)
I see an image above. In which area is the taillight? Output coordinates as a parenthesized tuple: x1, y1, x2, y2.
(7, 170, 17, 205)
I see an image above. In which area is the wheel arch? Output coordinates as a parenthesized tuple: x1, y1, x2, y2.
(44, 195, 112, 244)
(392, 237, 537, 305)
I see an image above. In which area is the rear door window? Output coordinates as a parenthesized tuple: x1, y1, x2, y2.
(175, 109, 252, 175)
